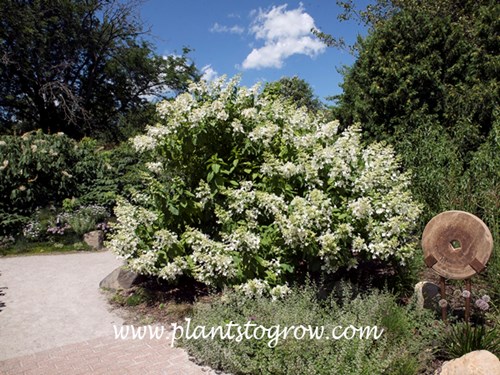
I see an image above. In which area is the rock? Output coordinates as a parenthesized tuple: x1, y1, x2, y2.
(83, 230, 104, 250)
(99, 266, 143, 291)
(415, 281, 440, 310)
(436, 350, 500, 375)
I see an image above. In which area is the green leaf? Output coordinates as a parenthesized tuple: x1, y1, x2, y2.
(280, 263, 294, 273)
(169, 205, 179, 215)
(207, 171, 214, 182)
(211, 164, 220, 174)
(255, 255, 267, 267)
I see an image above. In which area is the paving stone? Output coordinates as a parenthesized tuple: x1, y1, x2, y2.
(0, 252, 220, 374)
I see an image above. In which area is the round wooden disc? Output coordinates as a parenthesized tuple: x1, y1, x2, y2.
(422, 211, 493, 280)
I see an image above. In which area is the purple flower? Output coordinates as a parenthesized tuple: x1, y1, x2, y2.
(479, 302, 490, 311)
(481, 295, 491, 303)
(462, 290, 471, 298)
(475, 299, 489, 311)
(97, 222, 110, 233)
(47, 223, 70, 235)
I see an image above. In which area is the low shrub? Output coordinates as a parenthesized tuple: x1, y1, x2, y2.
(180, 283, 439, 375)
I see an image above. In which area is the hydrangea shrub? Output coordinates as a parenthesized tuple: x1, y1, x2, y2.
(108, 76, 422, 295)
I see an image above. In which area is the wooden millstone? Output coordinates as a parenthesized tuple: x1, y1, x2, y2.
(422, 210, 493, 280)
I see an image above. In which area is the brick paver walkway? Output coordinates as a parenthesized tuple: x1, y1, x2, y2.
(0, 252, 220, 374)
(0, 336, 214, 375)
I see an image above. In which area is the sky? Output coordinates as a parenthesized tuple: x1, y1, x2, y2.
(139, 1, 372, 103)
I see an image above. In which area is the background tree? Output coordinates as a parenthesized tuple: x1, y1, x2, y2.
(317, 0, 499, 221)
(316, 0, 499, 296)
(0, 0, 200, 140)
(262, 76, 323, 112)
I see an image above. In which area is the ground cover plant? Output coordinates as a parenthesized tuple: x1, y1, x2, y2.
(107, 76, 423, 295)
(180, 282, 440, 375)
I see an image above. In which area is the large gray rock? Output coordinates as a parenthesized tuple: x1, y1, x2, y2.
(83, 230, 104, 250)
(99, 266, 143, 291)
(436, 350, 500, 375)
(414, 281, 440, 310)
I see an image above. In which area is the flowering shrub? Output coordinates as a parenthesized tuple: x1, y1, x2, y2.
(108, 76, 422, 294)
(46, 223, 71, 236)
(0, 131, 108, 234)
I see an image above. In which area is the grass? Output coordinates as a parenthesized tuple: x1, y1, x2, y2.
(0, 237, 92, 256)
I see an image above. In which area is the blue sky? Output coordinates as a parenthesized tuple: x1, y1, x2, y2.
(140, 1, 371, 103)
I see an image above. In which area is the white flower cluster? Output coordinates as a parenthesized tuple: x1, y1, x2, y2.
(158, 257, 188, 281)
(270, 284, 291, 300)
(235, 278, 269, 298)
(194, 180, 212, 208)
(109, 76, 422, 294)
(183, 227, 236, 286)
(146, 162, 163, 174)
(222, 227, 261, 253)
(151, 229, 179, 252)
(128, 250, 158, 276)
(234, 279, 290, 300)
(106, 198, 159, 274)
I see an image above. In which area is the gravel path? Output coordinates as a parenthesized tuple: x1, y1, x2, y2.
(0, 251, 216, 374)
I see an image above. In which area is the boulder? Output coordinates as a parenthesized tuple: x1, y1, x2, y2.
(83, 230, 104, 250)
(414, 281, 440, 310)
(436, 350, 500, 375)
(99, 266, 143, 291)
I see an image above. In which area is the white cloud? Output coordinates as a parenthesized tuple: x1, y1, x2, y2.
(242, 3, 326, 70)
(201, 65, 218, 82)
(210, 22, 244, 34)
